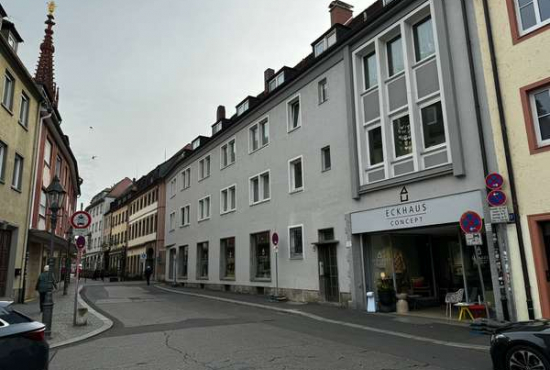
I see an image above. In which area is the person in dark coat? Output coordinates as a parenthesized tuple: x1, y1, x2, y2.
(35, 265, 56, 312)
(144, 265, 152, 286)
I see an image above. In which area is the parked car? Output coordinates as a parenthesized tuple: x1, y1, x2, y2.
(0, 301, 49, 370)
(491, 320, 550, 370)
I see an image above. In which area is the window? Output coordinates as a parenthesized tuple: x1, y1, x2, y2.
(39, 189, 47, 218)
(314, 31, 337, 57)
(392, 115, 413, 158)
(170, 177, 177, 197)
(44, 139, 52, 167)
(413, 16, 435, 62)
(55, 156, 62, 178)
(327, 31, 337, 47)
(19, 93, 29, 128)
(251, 232, 270, 279)
(363, 52, 378, 90)
(192, 138, 200, 150)
(289, 225, 304, 259)
(314, 40, 325, 57)
(387, 36, 404, 77)
(367, 126, 384, 166)
(181, 168, 191, 190)
(7, 32, 17, 51)
(180, 205, 190, 226)
(220, 185, 236, 214)
(221, 139, 236, 168)
(421, 101, 446, 148)
(318, 228, 335, 242)
(169, 211, 176, 231)
(12, 154, 23, 190)
(321, 146, 331, 171)
(249, 118, 269, 152)
(318, 79, 328, 104)
(268, 72, 285, 92)
(198, 196, 211, 221)
(212, 122, 222, 135)
(0, 141, 6, 182)
(198, 155, 211, 180)
(289, 157, 304, 193)
(515, 0, 550, 34)
(531, 87, 550, 147)
(237, 100, 249, 116)
(250, 170, 270, 205)
(2, 72, 14, 110)
(197, 242, 209, 279)
(178, 246, 188, 278)
(288, 97, 301, 131)
(221, 237, 235, 279)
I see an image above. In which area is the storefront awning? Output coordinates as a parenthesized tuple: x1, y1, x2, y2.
(28, 229, 76, 252)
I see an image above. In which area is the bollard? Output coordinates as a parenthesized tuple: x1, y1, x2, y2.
(75, 307, 88, 326)
(366, 291, 376, 313)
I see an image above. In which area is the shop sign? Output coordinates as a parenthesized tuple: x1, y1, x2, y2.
(465, 233, 483, 246)
(490, 206, 510, 223)
(350, 191, 484, 234)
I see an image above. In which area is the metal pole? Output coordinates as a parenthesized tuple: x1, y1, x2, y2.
(275, 249, 279, 298)
(63, 227, 73, 295)
(474, 245, 490, 318)
(73, 249, 81, 326)
(42, 208, 58, 338)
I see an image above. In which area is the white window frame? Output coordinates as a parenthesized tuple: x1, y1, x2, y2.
(7, 32, 17, 51)
(44, 139, 52, 167)
(365, 123, 384, 169)
(314, 31, 337, 57)
(515, 0, 550, 36)
(2, 71, 14, 111)
(220, 137, 236, 169)
(288, 155, 304, 193)
(19, 92, 29, 128)
(249, 170, 271, 206)
(180, 204, 190, 227)
(288, 224, 305, 260)
(418, 98, 448, 152)
(237, 100, 249, 116)
(248, 116, 269, 154)
(287, 94, 302, 133)
(268, 72, 285, 92)
(386, 33, 405, 78)
(212, 122, 222, 135)
(11, 153, 23, 191)
(363, 49, 378, 92)
(530, 86, 550, 147)
(198, 195, 211, 221)
(170, 177, 177, 198)
(169, 211, 176, 232)
(390, 111, 414, 161)
(0, 141, 6, 182)
(321, 146, 331, 172)
(180, 167, 191, 190)
(198, 154, 211, 181)
(318, 78, 328, 104)
(220, 184, 237, 215)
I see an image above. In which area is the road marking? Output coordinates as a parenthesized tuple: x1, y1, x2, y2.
(155, 285, 489, 352)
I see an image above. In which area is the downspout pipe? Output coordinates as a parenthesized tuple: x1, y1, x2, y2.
(481, 0, 535, 319)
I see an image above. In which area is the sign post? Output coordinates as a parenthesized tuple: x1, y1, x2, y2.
(272, 232, 279, 299)
(71, 211, 90, 327)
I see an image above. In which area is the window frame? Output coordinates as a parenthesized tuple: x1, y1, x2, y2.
(248, 116, 269, 154)
(250, 231, 271, 281)
(412, 16, 435, 63)
(390, 111, 414, 160)
(180, 204, 191, 227)
(11, 153, 23, 191)
(220, 237, 236, 280)
(288, 224, 305, 260)
(19, 92, 30, 128)
(0, 141, 6, 183)
(44, 139, 52, 167)
(287, 95, 302, 133)
(2, 71, 15, 112)
(220, 137, 236, 170)
(366, 124, 385, 168)
(363, 50, 378, 91)
(318, 78, 328, 104)
(198, 154, 211, 181)
(198, 195, 211, 222)
(386, 34, 404, 78)
(180, 167, 191, 190)
(178, 245, 189, 279)
(288, 156, 304, 193)
(220, 184, 237, 215)
(321, 146, 331, 172)
(196, 241, 209, 279)
(529, 86, 550, 148)
(419, 99, 447, 151)
(514, 0, 550, 36)
(249, 170, 271, 206)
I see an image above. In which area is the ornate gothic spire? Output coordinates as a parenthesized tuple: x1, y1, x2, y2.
(35, 1, 58, 106)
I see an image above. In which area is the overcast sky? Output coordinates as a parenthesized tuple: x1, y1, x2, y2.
(4, 0, 375, 206)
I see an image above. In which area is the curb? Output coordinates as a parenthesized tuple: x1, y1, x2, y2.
(50, 284, 113, 349)
(155, 285, 489, 352)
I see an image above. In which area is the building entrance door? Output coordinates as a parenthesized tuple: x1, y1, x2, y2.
(0, 230, 12, 296)
(318, 244, 339, 302)
(530, 219, 550, 318)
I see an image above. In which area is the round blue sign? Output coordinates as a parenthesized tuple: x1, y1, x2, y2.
(486, 173, 504, 190)
(487, 190, 507, 207)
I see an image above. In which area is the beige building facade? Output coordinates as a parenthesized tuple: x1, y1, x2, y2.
(473, 0, 550, 319)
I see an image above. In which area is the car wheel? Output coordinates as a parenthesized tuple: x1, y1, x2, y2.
(506, 345, 550, 370)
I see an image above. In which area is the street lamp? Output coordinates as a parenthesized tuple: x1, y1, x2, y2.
(42, 175, 66, 338)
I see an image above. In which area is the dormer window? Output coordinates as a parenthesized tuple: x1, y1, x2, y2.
(192, 139, 200, 150)
(212, 122, 222, 135)
(268, 72, 285, 92)
(7, 32, 17, 52)
(314, 31, 337, 57)
(237, 100, 249, 116)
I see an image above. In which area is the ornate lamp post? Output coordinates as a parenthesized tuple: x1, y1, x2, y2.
(42, 175, 66, 337)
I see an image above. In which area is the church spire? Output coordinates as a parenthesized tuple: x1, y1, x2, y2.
(35, 1, 58, 107)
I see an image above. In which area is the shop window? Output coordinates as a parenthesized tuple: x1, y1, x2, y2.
(289, 225, 304, 259)
(197, 242, 209, 279)
(251, 231, 270, 280)
(221, 237, 235, 279)
(178, 245, 188, 279)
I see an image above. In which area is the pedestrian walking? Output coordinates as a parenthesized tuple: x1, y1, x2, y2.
(35, 265, 56, 312)
(144, 265, 152, 286)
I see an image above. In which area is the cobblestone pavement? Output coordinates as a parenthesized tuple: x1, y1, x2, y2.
(13, 278, 106, 347)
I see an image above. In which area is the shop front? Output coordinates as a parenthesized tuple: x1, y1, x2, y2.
(351, 191, 497, 319)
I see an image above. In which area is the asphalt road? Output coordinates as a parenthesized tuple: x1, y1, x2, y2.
(49, 283, 493, 370)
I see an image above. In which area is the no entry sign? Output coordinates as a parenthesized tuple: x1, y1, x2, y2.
(460, 211, 483, 234)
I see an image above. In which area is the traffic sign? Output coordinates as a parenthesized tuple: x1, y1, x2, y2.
(465, 233, 483, 246)
(70, 211, 92, 229)
(76, 236, 86, 249)
(140, 253, 147, 260)
(272, 232, 279, 246)
(490, 207, 510, 224)
(486, 173, 504, 190)
(460, 211, 483, 234)
(487, 190, 507, 207)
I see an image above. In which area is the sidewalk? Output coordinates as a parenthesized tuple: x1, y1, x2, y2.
(13, 278, 112, 348)
(156, 284, 491, 351)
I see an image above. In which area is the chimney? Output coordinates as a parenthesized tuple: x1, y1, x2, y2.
(216, 105, 226, 121)
(329, 1, 354, 26)
(264, 68, 275, 92)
